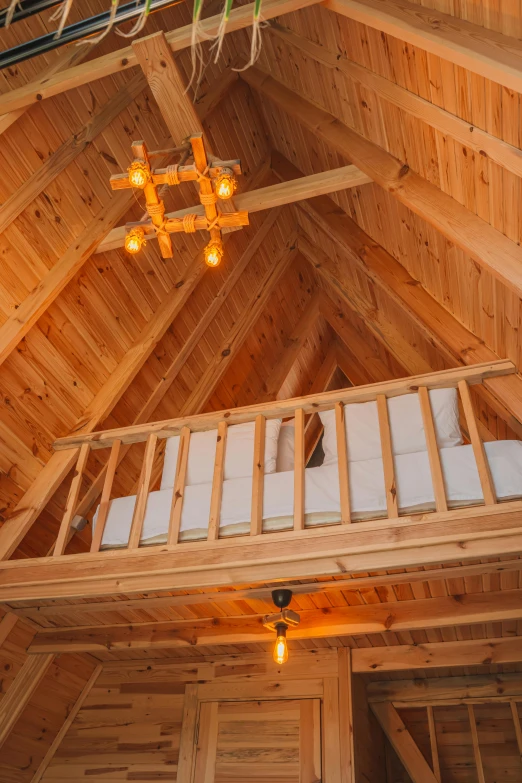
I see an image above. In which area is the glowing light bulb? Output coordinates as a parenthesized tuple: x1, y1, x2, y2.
(125, 227, 146, 254)
(128, 160, 150, 189)
(214, 168, 237, 200)
(204, 238, 224, 267)
(273, 624, 288, 665)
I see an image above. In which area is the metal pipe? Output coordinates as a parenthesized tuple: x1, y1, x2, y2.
(1, 0, 61, 28)
(0, 0, 183, 70)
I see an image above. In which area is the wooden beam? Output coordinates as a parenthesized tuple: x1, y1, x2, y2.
(0, 612, 18, 647)
(53, 360, 513, 451)
(31, 664, 102, 783)
(368, 672, 522, 706)
(352, 636, 522, 673)
(0, 43, 93, 136)
(268, 21, 522, 180)
(242, 67, 522, 297)
(324, 0, 522, 96)
(12, 557, 522, 620)
(0, 72, 146, 237)
(2, 499, 522, 602)
(0, 0, 322, 117)
(0, 653, 55, 750)
(338, 648, 355, 783)
(27, 589, 522, 652)
(96, 164, 370, 254)
(0, 248, 208, 561)
(372, 702, 439, 783)
(268, 153, 522, 439)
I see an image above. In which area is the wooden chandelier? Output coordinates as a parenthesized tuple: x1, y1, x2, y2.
(110, 133, 248, 265)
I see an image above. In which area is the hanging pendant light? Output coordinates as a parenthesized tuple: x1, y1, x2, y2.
(263, 589, 300, 666)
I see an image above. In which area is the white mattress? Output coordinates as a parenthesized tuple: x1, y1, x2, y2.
(94, 441, 522, 548)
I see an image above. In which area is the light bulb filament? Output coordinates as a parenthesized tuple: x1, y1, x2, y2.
(214, 168, 237, 201)
(273, 623, 288, 665)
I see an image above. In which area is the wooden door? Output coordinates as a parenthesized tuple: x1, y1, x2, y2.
(193, 698, 322, 783)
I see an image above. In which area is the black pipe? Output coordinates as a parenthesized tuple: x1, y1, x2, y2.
(0, 0, 183, 71)
(0, 0, 61, 28)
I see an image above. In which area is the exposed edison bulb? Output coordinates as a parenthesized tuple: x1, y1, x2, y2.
(128, 160, 150, 189)
(214, 168, 237, 200)
(125, 227, 146, 254)
(204, 237, 224, 267)
(273, 624, 288, 665)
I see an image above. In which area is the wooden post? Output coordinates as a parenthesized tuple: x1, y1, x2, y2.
(511, 701, 522, 760)
(418, 387, 447, 512)
(177, 684, 200, 783)
(250, 415, 266, 536)
(90, 439, 121, 553)
(294, 408, 305, 530)
(468, 704, 486, 783)
(208, 422, 227, 540)
(335, 402, 351, 524)
(458, 380, 496, 505)
(338, 648, 355, 783)
(128, 433, 158, 549)
(54, 443, 90, 557)
(323, 677, 342, 783)
(427, 706, 441, 782)
(376, 395, 398, 518)
(168, 427, 191, 545)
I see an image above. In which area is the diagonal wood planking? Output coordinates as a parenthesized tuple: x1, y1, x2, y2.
(241, 66, 522, 297)
(269, 153, 522, 438)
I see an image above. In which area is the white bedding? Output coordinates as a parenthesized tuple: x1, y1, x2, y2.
(94, 441, 522, 548)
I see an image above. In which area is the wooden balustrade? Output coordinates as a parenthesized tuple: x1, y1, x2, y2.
(49, 360, 514, 556)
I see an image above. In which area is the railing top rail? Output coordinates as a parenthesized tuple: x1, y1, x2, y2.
(53, 361, 515, 451)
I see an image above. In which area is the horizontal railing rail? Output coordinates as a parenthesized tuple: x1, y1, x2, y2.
(50, 360, 516, 558)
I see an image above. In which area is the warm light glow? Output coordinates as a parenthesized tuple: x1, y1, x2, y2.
(204, 237, 224, 267)
(128, 160, 150, 189)
(125, 227, 146, 254)
(214, 168, 237, 200)
(273, 625, 288, 665)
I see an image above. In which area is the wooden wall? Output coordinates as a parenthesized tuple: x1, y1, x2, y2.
(40, 648, 370, 783)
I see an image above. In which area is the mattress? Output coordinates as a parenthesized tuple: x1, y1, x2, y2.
(94, 440, 522, 548)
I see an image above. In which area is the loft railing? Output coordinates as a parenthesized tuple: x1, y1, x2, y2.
(50, 360, 516, 558)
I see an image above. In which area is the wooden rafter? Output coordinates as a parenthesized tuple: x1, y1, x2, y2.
(372, 702, 439, 783)
(31, 664, 103, 783)
(0, 0, 322, 117)
(368, 672, 522, 707)
(269, 153, 522, 439)
(0, 653, 55, 750)
(324, 0, 522, 95)
(268, 21, 522, 181)
(242, 67, 522, 297)
(0, 71, 147, 237)
(26, 588, 522, 652)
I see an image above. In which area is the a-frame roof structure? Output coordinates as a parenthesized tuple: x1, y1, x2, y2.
(2, 2, 522, 781)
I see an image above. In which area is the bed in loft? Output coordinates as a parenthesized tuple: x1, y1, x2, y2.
(92, 374, 522, 550)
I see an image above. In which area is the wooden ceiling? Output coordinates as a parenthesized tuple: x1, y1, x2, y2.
(0, 0, 522, 696)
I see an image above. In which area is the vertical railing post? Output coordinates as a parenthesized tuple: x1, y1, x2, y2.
(250, 415, 266, 536)
(128, 433, 158, 549)
(90, 439, 121, 553)
(376, 395, 398, 518)
(168, 427, 191, 545)
(458, 380, 497, 505)
(54, 442, 91, 557)
(208, 421, 227, 541)
(418, 387, 448, 513)
(335, 402, 351, 524)
(294, 408, 305, 531)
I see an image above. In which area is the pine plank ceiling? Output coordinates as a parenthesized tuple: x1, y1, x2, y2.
(1, 0, 522, 670)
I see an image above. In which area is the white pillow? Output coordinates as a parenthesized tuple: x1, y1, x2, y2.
(276, 421, 295, 472)
(319, 388, 461, 465)
(160, 419, 282, 489)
